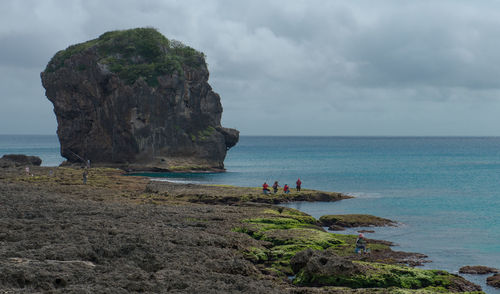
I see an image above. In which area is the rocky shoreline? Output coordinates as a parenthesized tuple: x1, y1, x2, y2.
(0, 166, 486, 293)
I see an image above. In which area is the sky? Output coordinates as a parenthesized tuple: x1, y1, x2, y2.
(1, 0, 500, 136)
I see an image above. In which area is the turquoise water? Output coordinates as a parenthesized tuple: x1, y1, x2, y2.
(1, 135, 499, 292)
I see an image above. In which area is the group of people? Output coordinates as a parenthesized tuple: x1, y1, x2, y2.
(262, 178, 302, 194)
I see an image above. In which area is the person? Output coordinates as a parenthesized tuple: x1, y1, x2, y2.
(296, 178, 302, 192)
(262, 182, 270, 194)
(272, 181, 280, 193)
(83, 169, 88, 185)
(25, 166, 30, 176)
(283, 184, 290, 194)
(355, 233, 368, 254)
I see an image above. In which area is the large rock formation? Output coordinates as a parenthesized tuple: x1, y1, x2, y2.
(41, 28, 238, 171)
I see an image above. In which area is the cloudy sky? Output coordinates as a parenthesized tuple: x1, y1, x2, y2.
(1, 0, 500, 136)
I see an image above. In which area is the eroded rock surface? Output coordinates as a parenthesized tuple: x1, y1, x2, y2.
(41, 28, 238, 171)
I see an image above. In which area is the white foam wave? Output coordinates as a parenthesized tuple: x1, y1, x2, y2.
(344, 191, 383, 199)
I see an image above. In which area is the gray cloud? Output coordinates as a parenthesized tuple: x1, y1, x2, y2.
(1, 0, 500, 135)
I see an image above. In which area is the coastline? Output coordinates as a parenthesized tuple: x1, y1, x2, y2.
(0, 166, 485, 293)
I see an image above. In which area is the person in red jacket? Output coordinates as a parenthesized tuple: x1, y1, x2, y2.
(296, 178, 302, 192)
(262, 182, 270, 194)
(283, 184, 290, 194)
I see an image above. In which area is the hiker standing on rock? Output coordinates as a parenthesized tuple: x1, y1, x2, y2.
(83, 169, 88, 185)
(272, 181, 280, 194)
(262, 182, 270, 194)
(296, 178, 302, 192)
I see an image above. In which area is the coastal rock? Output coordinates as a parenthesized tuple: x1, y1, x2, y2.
(0, 154, 42, 168)
(290, 249, 481, 291)
(459, 265, 499, 274)
(327, 225, 345, 231)
(41, 28, 238, 171)
(487, 273, 500, 288)
(319, 214, 396, 228)
(290, 248, 367, 282)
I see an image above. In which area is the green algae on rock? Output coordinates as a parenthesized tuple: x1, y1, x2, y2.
(291, 249, 480, 292)
(291, 248, 482, 292)
(232, 207, 481, 293)
(233, 208, 386, 277)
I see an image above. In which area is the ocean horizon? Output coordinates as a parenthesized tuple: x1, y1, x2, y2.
(1, 134, 499, 293)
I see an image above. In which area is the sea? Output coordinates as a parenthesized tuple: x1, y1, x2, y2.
(1, 135, 499, 293)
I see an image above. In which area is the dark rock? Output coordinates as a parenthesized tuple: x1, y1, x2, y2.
(290, 248, 366, 277)
(358, 230, 375, 233)
(487, 273, 500, 288)
(319, 214, 396, 228)
(459, 265, 499, 274)
(0, 154, 42, 168)
(327, 225, 345, 231)
(41, 28, 238, 171)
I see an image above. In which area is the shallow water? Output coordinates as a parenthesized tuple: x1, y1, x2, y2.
(1, 135, 499, 292)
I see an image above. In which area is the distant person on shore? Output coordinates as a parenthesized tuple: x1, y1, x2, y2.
(272, 181, 280, 194)
(83, 169, 88, 185)
(283, 184, 290, 194)
(262, 182, 270, 194)
(25, 166, 30, 176)
(355, 233, 368, 254)
(296, 178, 302, 192)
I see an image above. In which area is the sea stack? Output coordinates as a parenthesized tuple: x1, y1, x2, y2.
(41, 28, 239, 171)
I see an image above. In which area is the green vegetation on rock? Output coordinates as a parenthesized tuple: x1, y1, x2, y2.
(45, 27, 205, 87)
(232, 208, 480, 293)
(294, 259, 475, 292)
(233, 209, 348, 275)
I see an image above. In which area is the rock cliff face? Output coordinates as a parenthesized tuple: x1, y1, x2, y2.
(41, 28, 238, 171)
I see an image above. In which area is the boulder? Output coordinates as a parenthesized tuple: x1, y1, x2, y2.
(327, 225, 345, 231)
(0, 154, 42, 168)
(290, 248, 367, 285)
(319, 214, 396, 228)
(487, 273, 500, 288)
(459, 265, 499, 274)
(41, 28, 238, 171)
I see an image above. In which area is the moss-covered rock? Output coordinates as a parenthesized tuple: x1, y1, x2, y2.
(233, 211, 349, 276)
(291, 249, 482, 292)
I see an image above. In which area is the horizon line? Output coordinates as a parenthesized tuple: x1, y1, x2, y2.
(1, 134, 500, 138)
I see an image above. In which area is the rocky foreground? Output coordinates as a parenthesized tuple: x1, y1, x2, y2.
(0, 167, 484, 293)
